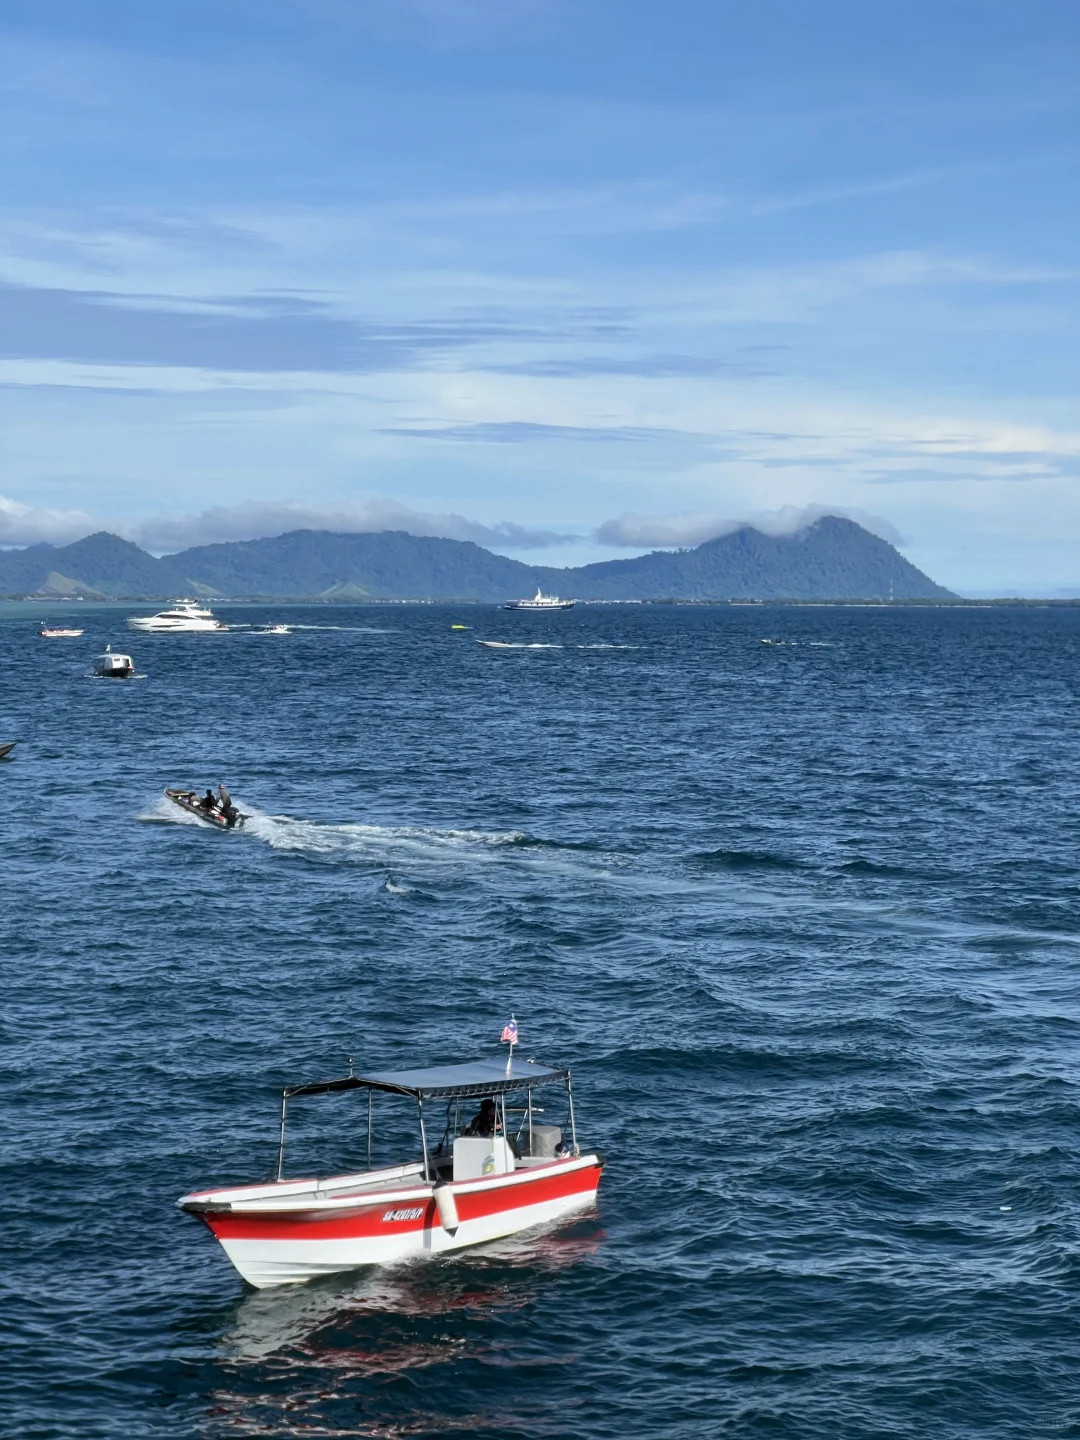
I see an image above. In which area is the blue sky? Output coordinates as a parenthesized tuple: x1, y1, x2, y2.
(1, 0, 1078, 592)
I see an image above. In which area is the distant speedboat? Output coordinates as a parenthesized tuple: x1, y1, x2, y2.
(94, 645, 136, 678)
(503, 589, 575, 612)
(256, 624, 290, 635)
(164, 788, 246, 829)
(128, 602, 226, 633)
(40, 626, 84, 638)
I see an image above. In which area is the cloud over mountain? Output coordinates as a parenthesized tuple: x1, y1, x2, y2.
(0, 493, 908, 555)
(0, 494, 578, 552)
(594, 505, 905, 549)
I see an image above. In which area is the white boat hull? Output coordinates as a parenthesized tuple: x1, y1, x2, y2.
(182, 1154, 602, 1288)
(127, 619, 224, 633)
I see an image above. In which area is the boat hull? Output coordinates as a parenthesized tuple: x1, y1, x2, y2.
(127, 621, 224, 633)
(186, 1155, 602, 1288)
(0, 741, 15, 759)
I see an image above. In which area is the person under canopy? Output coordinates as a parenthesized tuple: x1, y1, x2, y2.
(464, 1097, 498, 1137)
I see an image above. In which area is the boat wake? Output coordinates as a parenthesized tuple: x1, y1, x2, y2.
(242, 811, 628, 883)
(137, 795, 211, 826)
(243, 811, 529, 866)
(477, 641, 639, 651)
(139, 795, 624, 878)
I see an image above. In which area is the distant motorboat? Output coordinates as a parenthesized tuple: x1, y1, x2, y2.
(40, 626, 84, 638)
(94, 645, 136, 679)
(0, 741, 15, 760)
(503, 589, 575, 612)
(164, 787, 246, 829)
(128, 602, 226, 633)
(256, 624, 290, 635)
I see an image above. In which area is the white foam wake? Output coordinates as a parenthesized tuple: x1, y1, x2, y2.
(137, 794, 210, 826)
(242, 811, 527, 866)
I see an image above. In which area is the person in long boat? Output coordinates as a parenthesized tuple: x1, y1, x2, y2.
(217, 782, 239, 825)
(201, 789, 217, 812)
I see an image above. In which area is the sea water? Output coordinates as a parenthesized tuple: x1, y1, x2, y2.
(3, 601, 1080, 1438)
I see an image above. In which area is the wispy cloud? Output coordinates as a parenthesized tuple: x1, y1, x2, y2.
(0, 282, 560, 373)
(378, 420, 677, 444)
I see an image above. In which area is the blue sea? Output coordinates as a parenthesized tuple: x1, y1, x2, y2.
(4, 600, 1080, 1439)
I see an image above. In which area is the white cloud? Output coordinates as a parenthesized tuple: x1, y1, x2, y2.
(594, 504, 905, 549)
(0, 492, 578, 552)
(0, 492, 907, 554)
(0, 494, 98, 546)
(131, 498, 577, 552)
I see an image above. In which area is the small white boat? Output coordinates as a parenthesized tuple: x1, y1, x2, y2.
(39, 626, 84, 638)
(177, 1052, 602, 1289)
(503, 589, 575, 611)
(256, 624, 290, 635)
(94, 645, 135, 678)
(128, 602, 226, 634)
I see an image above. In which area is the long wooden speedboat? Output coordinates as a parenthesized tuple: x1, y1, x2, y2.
(164, 787, 246, 829)
(178, 1056, 603, 1288)
(39, 626, 84, 638)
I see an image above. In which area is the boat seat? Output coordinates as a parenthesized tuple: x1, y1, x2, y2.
(516, 1124, 563, 1159)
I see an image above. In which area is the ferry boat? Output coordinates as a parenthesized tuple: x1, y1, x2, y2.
(503, 589, 575, 611)
(127, 602, 226, 634)
(93, 645, 135, 678)
(178, 1053, 603, 1288)
(39, 626, 84, 638)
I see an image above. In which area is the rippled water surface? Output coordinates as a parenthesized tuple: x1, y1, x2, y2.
(5, 601, 1080, 1438)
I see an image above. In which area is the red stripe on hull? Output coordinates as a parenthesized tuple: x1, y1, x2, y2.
(206, 1161, 603, 1243)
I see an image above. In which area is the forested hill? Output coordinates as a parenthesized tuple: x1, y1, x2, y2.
(0, 517, 954, 600)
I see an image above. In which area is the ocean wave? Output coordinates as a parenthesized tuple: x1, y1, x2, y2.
(690, 847, 806, 872)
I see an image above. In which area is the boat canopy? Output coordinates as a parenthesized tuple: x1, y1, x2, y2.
(284, 1058, 568, 1101)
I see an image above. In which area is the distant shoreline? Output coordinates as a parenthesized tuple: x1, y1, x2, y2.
(2, 595, 1076, 608)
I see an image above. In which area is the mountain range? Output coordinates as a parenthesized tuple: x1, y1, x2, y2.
(0, 518, 953, 601)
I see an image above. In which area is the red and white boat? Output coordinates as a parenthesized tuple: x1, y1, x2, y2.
(39, 626, 84, 638)
(178, 1056, 603, 1288)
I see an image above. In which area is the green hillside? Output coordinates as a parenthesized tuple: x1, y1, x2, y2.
(0, 518, 953, 601)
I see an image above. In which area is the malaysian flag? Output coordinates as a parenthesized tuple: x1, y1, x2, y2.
(500, 1017, 519, 1045)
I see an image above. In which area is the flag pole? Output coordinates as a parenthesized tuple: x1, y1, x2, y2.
(505, 1013, 516, 1075)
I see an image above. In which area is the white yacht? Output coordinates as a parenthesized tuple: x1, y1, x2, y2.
(127, 602, 226, 634)
(503, 589, 575, 612)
